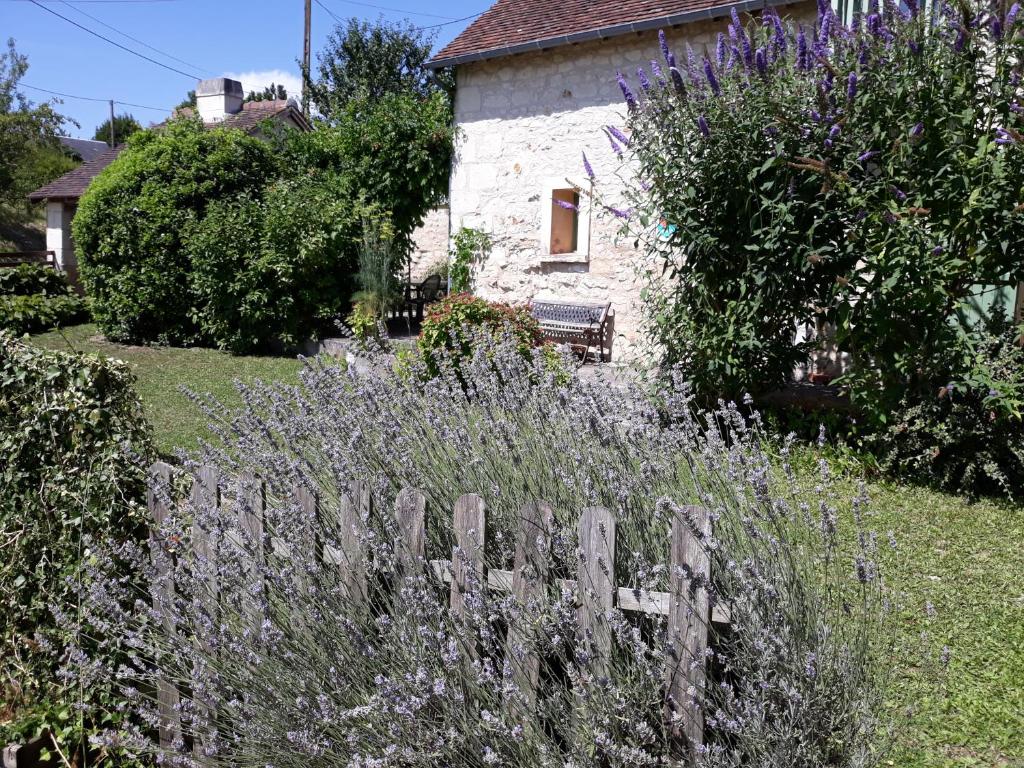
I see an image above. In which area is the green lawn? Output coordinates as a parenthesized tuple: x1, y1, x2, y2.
(29, 323, 305, 455)
(23, 324, 1024, 765)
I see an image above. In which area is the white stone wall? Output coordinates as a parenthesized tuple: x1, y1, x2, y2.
(449, 2, 815, 361)
(409, 206, 450, 282)
(46, 201, 78, 285)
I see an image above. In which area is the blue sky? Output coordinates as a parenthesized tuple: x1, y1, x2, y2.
(4, 0, 487, 139)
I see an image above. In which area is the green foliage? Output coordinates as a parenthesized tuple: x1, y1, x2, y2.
(186, 173, 368, 352)
(73, 118, 281, 345)
(448, 226, 490, 293)
(287, 90, 453, 256)
(309, 16, 450, 116)
(0, 262, 70, 296)
(92, 112, 142, 144)
(417, 293, 541, 378)
(622, 3, 1024, 417)
(0, 39, 73, 215)
(0, 292, 86, 335)
(0, 332, 153, 761)
(347, 222, 402, 341)
(245, 83, 287, 103)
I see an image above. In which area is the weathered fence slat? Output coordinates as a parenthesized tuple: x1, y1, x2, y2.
(190, 466, 219, 765)
(663, 505, 713, 761)
(329, 483, 369, 603)
(236, 473, 266, 628)
(450, 494, 486, 658)
(394, 488, 426, 574)
(577, 506, 616, 678)
(506, 500, 553, 710)
(147, 462, 181, 750)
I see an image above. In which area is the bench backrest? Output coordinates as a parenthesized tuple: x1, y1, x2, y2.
(419, 274, 443, 302)
(530, 300, 609, 327)
(0, 251, 57, 269)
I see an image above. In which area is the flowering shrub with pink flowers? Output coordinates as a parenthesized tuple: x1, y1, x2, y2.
(606, 0, 1024, 494)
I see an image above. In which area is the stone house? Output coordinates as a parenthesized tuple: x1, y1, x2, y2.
(28, 77, 309, 286)
(428, 0, 817, 361)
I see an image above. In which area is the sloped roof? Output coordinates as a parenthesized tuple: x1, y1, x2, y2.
(173, 99, 311, 133)
(59, 137, 111, 163)
(429, 0, 791, 68)
(28, 145, 124, 202)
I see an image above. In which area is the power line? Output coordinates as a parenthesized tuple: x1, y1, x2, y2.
(26, 0, 202, 80)
(314, 0, 342, 23)
(3, 1, 185, 4)
(325, 0, 458, 20)
(415, 11, 484, 30)
(22, 82, 173, 112)
(55, 0, 212, 74)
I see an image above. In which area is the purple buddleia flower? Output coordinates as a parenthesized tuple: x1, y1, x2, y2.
(686, 44, 702, 86)
(669, 65, 687, 95)
(616, 71, 637, 111)
(993, 15, 1004, 40)
(825, 123, 840, 147)
(910, 122, 924, 137)
(820, 12, 832, 46)
(932, 245, 944, 255)
(1008, 3, 1021, 29)
(772, 13, 788, 52)
(908, 39, 922, 55)
(868, 0, 879, 14)
(741, 31, 754, 69)
(607, 205, 633, 219)
(608, 125, 631, 147)
(859, 41, 870, 65)
(890, 185, 907, 201)
(605, 129, 624, 157)
(867, 13, 882, 36)
(717, 33, 727, 66)
(810, 109, 822, 122)
(905, 0, 918, 17)
(659, 29, 672, 63)
(847, 71, 857, 100)
(797, 26, 810, 70)
(954, 26, 967, 52)
(857, 149, 878, 163)
(817, 0, 829, 19)
(704, 58, 721, 95)
(582, 152, 595, 182)
(731, 7, 743, 33)
(651, 60, 666, 86)
(554, 198, 579, 211)
(637, 67, 652, 91)
(698, 114, 710, 136)
(755, 47, 768, 76)
(996, 127, 1018, 144)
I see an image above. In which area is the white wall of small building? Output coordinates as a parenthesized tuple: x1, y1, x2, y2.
(448, 1, 815, 361)
(45, 200, 78, 285)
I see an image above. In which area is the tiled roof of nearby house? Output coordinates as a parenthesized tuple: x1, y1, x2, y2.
(429, 0, 791, 67)
(173, 99, 311, 132)
(28, 145, 124, 202)
(59, 137, 111, 163)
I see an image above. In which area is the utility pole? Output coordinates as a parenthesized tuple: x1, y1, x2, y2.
(109, 99, 115, 147)
(302, 0, 311, 119)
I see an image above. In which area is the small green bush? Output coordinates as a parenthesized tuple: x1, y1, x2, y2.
(417, 293, 540, 378)
(448, 226, 490, 293)
(186, 173, 367, 352)
(73, 118, 281, 345)
(0, 264, 69, 296)
(0, 293, 87, 334)
(0, 332, 153, 761)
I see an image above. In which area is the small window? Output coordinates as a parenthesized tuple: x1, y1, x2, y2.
(550, 189, 580, 255)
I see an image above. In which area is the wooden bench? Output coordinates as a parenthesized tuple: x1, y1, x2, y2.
(0, 251, 57, 269)
(530, 299, 611, 363)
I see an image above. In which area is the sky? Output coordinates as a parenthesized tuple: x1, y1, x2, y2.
(3, 0, 488, 139)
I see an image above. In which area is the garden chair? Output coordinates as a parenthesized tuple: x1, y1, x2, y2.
(404, 274, 443, 322)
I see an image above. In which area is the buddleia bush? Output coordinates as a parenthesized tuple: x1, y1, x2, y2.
(80, 335, 912, 767)
(608, 0, 1024, 421)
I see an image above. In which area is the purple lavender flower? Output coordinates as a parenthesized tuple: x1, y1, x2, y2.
(616, 71, 637, 111)
(755, 47, 768, 76)
(659, 29, 672, 63)
(697, 114, 710, 136)
(582, 152, 595, 182)
(607, 125, 631, 147)
(716, 33, 727, 66)
(704, 57, 721, 95)
(857, 149, 878, 163)
(847, 71, 857, 100)
(1008, 3, 1021, 29)
(637, 66, 652, 91)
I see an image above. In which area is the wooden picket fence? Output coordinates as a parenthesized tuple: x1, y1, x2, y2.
(147, 462, 729, 764)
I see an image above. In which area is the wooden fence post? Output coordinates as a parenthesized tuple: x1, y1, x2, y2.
(322, 483, 369, 605)
(450, 494, 486, 660)
(663, 505, 712, 763)
(506, 500, 553, 711)
(576, 506, 616, 679)
(394, 487, 426, 574)
(147, 462, 181, 750)
(237, 473, 266, 628)
(190, 465, 219, 765)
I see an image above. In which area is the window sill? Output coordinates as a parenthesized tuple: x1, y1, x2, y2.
(540, 252, 589, 264)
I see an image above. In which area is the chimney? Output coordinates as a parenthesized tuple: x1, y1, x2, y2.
(195, 77, 244, 123)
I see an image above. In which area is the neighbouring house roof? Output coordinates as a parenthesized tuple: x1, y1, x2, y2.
(29, 100, 310, 204)
(28, 145, 124, 202)
(59, 137, 111, 163)
(172, 99, 312, 133)
(429, 0, 796, 68)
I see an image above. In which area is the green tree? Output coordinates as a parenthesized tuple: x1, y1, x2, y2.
(245, 82, 287, 102)
(0, 38, 73, 215)
(309, 17, 451, 119)
(92, 111, 142, 144)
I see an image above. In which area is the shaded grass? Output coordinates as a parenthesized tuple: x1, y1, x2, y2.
(29, 323, 304, 455)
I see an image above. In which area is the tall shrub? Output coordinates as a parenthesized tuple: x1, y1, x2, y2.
(0, 332, 153, 761)
(613, 1, 1024, 413)
(73, 119, 280, 344)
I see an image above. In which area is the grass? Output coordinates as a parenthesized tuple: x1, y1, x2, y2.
(21, 324, 1024, 764)
(29, 323, 305, 455)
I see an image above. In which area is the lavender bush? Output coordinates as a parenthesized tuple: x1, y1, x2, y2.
(80, 336, 902, 766)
